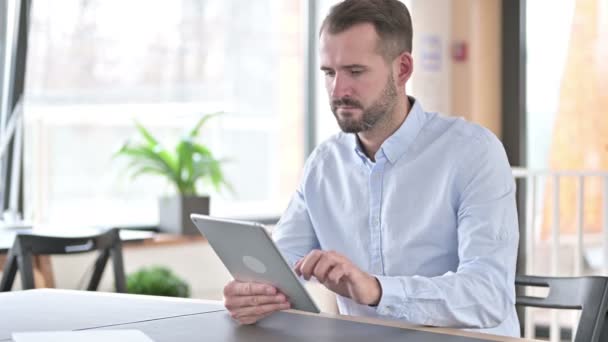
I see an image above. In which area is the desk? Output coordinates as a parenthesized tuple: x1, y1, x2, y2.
(0, 289, 537, 342)
(0, 228, 157, 253)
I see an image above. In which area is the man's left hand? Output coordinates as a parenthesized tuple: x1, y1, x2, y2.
(294, 249, 381, 306)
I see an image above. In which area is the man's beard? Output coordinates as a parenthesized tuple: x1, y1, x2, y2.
(331, 74, 398, 133)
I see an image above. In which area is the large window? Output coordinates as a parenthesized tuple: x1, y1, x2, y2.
(527, 0, 608, 238)
(526, 0, 576, 171)
(23, 0, 305, 226)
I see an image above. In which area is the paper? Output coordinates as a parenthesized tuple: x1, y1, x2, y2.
(12, 330, 154, 342)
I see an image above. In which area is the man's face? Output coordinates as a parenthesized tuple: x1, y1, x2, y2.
(320, 23, 398, 133)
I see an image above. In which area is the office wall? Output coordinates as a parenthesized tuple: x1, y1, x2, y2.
(410, 0, 502, 137)
(409, 0, 452, 115)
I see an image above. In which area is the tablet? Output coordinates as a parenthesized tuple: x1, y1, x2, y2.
(190, 214, 320, 313)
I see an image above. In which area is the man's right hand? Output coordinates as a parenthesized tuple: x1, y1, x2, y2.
(223, 280, 291, 325)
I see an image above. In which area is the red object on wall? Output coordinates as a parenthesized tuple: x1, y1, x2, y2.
(452, 41, 467, 62)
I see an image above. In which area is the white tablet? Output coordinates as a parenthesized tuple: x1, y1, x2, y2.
(190, 214, 320, 313)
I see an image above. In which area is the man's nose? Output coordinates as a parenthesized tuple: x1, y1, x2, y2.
(330, 73, 353, 99)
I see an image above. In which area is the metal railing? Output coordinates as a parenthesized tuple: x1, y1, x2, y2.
(512, 168, 608, 341)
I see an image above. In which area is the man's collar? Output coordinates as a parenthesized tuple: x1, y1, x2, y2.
(380, 96, 426, 163)
(351, 96, 427, 164)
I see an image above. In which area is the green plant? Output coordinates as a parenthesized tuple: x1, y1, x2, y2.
(126, 266, 190, 298)
(115, 113, 229, 196)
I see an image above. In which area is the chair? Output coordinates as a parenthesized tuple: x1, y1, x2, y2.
(0, 228, 126, 292)
(515, 274, 608, 342)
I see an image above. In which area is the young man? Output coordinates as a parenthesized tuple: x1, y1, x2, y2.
(223, 0, 520, 337)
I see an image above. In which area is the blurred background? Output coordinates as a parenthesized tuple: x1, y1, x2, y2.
(1, 1, 607, 341)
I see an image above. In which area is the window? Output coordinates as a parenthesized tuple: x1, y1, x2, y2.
(24, 0, 305, 226)
(527, 0, 608, 237)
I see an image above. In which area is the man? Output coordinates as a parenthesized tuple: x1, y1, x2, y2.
(223, 0, 520, 337)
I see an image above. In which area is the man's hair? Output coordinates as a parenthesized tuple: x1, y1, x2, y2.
(319, 0, 413, 61)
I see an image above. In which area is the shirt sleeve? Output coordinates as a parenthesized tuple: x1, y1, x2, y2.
(373, 132, 519, 329)
(272, 152, 321, 267)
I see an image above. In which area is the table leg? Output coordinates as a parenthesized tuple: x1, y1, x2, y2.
(0, 254, 55, 289)
(0, 254, 6, 271)
(33, 256, 55, 288)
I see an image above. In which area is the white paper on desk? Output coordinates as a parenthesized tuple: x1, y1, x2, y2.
(12, 330, 154, 342)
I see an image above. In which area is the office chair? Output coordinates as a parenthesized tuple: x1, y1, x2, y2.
(0, 228, 126, 292)
(515, 275, 608, 342)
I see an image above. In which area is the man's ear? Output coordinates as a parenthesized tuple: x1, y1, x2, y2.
(394, 51, 414, 88)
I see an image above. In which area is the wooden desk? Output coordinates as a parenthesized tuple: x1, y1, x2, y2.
(0, 228, 160, 253)
(0, 289, 538, 342)
(121, 233, 205, 250)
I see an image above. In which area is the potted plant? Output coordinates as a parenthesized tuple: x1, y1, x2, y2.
(115, 113, 230, 235)
(126, 266, 190, 298)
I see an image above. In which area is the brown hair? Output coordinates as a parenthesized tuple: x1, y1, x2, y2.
(319, 0, 413, 60)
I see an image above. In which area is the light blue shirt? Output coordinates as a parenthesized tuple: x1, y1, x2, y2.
(273, 98, 520, 337)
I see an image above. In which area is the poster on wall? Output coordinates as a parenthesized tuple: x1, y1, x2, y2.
(412, 32, 450, 114)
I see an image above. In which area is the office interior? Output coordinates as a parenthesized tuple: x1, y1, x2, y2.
(0, 0, 607, 341)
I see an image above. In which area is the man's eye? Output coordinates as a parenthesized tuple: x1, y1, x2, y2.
(350, 69, 363, 76)
(324, 70, 335, 77)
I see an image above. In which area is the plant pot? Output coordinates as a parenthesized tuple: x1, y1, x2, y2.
(158, 196, 210, 235)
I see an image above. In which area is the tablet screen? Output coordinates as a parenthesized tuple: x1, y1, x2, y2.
(191, 214, 320, 313)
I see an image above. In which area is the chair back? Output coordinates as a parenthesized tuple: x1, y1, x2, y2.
(516, 275, 608, 342)
(0, 228, 126, 292)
